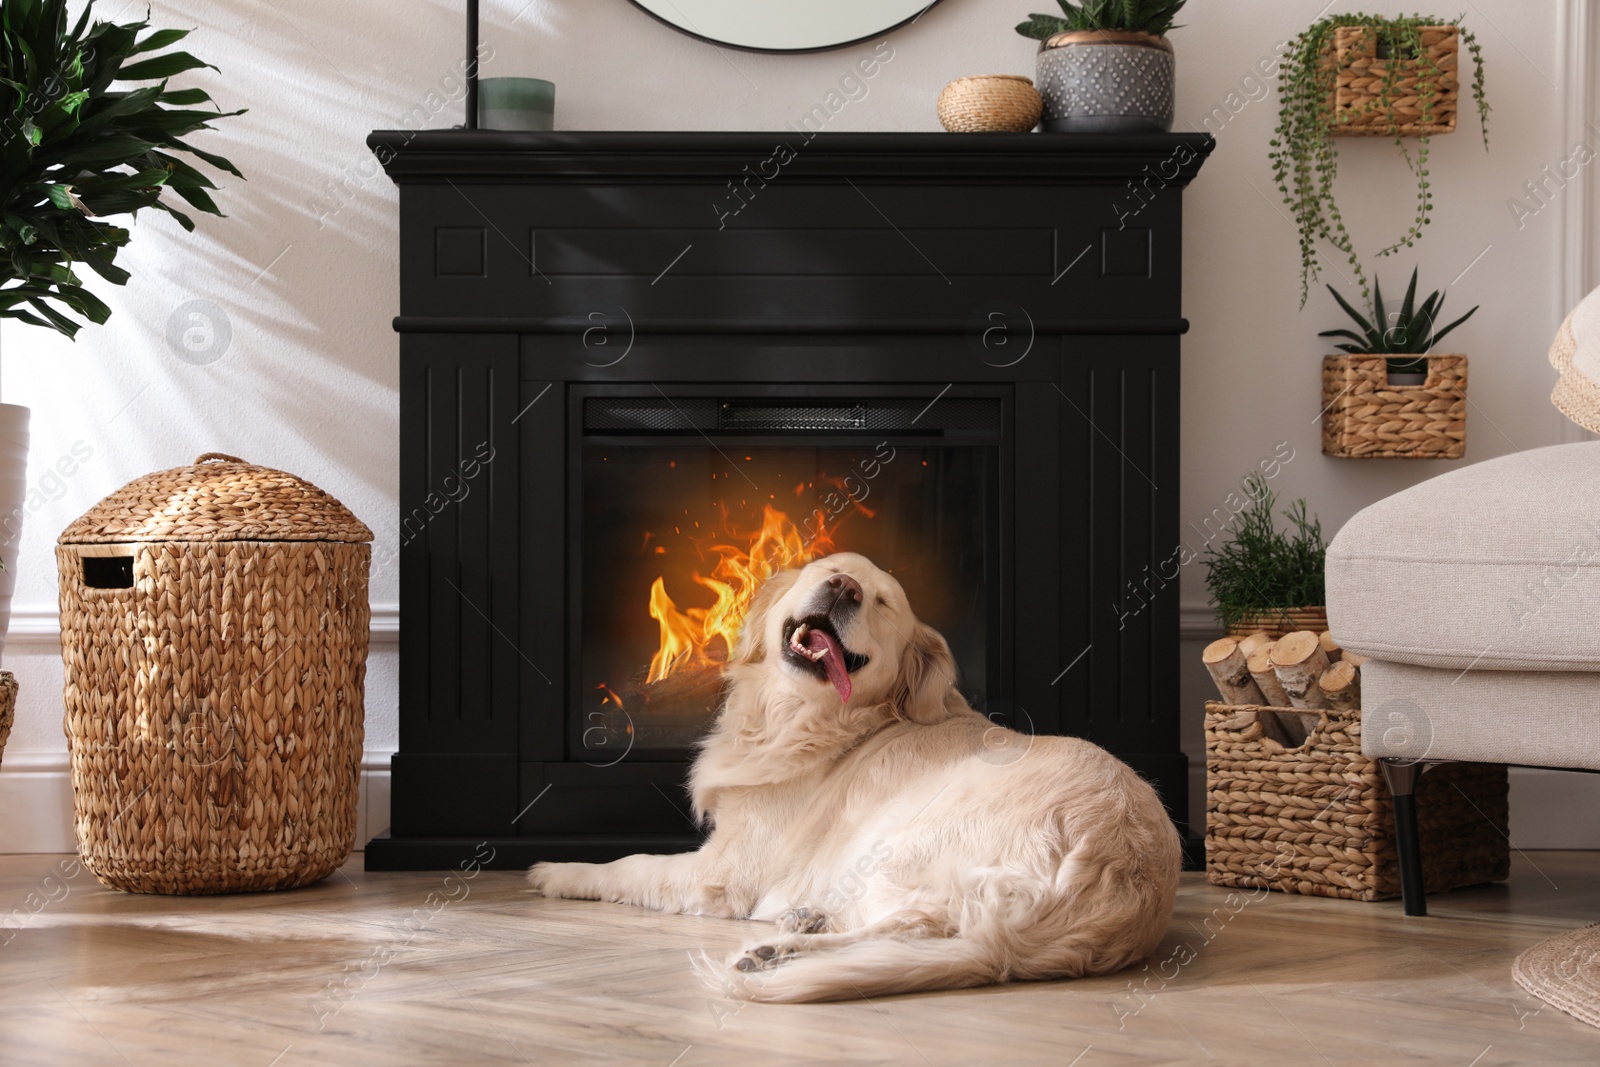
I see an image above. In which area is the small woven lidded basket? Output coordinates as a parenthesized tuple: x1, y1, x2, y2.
(57, 454, 372, 894)
(937, 75, 1043, 133)
(1206, 702, 1508, 901)
(1322, 354, 1467, 459)
(1323, 25, 1459, 136)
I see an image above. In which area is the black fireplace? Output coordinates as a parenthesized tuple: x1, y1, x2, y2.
(364, 131, 1213, 869)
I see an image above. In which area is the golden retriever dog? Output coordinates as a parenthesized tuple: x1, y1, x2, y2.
(529, 553, 1179, 1002)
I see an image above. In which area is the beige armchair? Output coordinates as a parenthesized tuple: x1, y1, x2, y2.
(1325, 288, 1600, 916)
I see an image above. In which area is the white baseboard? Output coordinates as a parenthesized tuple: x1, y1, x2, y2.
(3, 603, 401, 648)
(1185, 758, 1600, 851)
(0, 751, 393, 855)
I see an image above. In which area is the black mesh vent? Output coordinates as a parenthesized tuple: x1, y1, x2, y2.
(584, 396, 999, 433)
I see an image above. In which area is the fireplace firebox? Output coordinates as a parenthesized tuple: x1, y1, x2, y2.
(575, 386, 1002, 758)
(364, 131, 1213, 869)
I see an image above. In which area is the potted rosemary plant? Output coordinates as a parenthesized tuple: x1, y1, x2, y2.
(0, 0, 243, 660)
(1015, 0, 1185, 133)
(1203, 473, 1326, 638)
(1270, 14, 1488, 309)
(1320, 269, 1476, 460)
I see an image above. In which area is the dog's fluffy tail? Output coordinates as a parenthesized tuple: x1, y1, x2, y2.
(699, 935, 1002, 1004)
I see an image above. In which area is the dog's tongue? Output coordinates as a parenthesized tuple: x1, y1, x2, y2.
(805, 628, 852, 703)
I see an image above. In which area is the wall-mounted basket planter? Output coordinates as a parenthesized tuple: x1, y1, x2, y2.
(1321, 353, 1467, 459)
(1323, 25, 1459, 137)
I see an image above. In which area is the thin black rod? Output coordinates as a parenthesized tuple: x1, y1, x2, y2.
(465, 0, 479, 130)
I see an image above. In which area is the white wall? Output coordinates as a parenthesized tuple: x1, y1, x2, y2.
(0, 0, 1591, 850)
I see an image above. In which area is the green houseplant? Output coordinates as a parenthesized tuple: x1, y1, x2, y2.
(0, 0, 242, 665)
(1270, 13, 1488, 309)
(2, 0, 243, 336)
(1016, 1, 1187, 133)
(1015, 0, 1185, 39)
(1203, 474, 1326, 635)
(1321, 267, 1477, 382)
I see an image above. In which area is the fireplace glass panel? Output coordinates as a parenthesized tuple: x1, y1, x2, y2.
(576, 432, 994, 759)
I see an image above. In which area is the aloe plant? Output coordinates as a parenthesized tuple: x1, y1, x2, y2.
(1321, 268, 1477, 376)
(1, 0, 244, 338)
(1015, 0, 1186, 40)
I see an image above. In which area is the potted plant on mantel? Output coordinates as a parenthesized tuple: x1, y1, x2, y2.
(0, 0, 242, 697)
(1015, 0, 1186, 133)
(1320, 268, 1477, 460)
(1270, 12, 1489, 310)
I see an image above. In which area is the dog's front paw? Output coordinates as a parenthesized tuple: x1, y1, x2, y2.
(527, 861, 583, 898)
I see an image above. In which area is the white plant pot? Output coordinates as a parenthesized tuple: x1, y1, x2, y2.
(0, 404, 31, 665)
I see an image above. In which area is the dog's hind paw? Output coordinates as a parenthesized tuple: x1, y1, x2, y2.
(734, 943, 794, 973)
(778, 907, 830, 935)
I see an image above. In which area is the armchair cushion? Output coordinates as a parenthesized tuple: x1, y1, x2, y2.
(1327, 441, 1600, 671)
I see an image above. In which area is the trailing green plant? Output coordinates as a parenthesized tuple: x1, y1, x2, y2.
(1322, 267, 1476, 376)
(1269, 13, 1488, 310)
(1015, 0, 1185, 40)
(1203, 474, 1326, 632)
(1, 0, 244, 338)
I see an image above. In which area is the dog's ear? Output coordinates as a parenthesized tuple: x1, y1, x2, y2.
(730, 568, 801, 666)
(893, 621, 959, 725)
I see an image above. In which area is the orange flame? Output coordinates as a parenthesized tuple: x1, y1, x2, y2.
(645, 504, 835, 684)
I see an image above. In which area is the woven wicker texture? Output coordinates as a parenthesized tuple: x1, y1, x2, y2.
(58, 457, 371, 894)
(937, 75, 1043, 133)
(1322, 354, 1467, 459)
(1550, 312, 1600, 435)
(1324, 25, 1459, 137)
(1225, 607, 1328, 641)
(0, 671, 15, 771)
(60, 453, 373, 544)
(1513, 922, 1600, 1030)
(1205, 702, 1509, 900)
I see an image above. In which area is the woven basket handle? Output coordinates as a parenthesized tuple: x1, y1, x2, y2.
(196, 452, 246, 465)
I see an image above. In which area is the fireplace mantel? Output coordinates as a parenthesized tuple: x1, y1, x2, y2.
(365, 129, 1213, 870)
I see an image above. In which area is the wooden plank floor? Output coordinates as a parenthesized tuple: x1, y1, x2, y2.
(2, 852, 1599, 1065)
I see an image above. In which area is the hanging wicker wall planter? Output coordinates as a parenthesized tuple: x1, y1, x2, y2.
(1324, 25, 1460, 137)
(1322, 354, 1467, 459)
(57, 454, 373, 894)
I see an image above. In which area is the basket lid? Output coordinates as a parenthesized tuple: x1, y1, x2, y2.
(58, 453, 374, 544)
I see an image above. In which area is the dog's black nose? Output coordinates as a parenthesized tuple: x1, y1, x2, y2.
(828, 573, 863, 603)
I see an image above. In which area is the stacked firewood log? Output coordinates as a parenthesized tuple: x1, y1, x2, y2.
(1202, 630, 1366, 745)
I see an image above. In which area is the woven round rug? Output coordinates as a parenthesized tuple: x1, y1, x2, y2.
(1512, 922, 1600, 1029)
(1550, 286, 1600, 434)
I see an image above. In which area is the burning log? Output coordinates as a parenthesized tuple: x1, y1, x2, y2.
(618, 663, 727, 720)
(1202, 637, 1265, 706)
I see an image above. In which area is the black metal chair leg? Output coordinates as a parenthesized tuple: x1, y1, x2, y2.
(1381, 759, 1427, 916)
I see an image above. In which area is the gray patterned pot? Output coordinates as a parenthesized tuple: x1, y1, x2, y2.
(1035, 31, 1174, 133)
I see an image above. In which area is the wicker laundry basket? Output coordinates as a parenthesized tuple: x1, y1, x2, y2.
(57, 454, 373, 894)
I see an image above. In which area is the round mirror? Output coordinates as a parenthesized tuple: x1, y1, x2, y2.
(628, 0, 943, 53)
